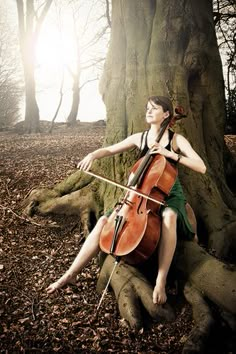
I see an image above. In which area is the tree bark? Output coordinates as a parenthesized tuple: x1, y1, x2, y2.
(176, 241, 236, 315)
(182, 282, 215, 353)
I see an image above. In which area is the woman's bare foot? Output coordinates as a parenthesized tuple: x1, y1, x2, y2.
(46, 273, 77, 294)
(153, 279, 167, 305)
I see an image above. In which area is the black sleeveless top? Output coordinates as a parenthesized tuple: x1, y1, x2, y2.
(139, 129, 177, 162)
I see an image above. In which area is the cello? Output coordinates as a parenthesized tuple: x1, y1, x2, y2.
(92, 114, 180, 265)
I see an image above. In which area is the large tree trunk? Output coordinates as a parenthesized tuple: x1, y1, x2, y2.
(23, 0, 236, 351)
(99, 0, 236, 257)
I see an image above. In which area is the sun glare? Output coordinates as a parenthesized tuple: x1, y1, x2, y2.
(36, 25, 75, 71)
(34, 4, 107, 123)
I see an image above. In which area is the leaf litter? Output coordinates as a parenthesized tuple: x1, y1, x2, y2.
(1, 123, 224, 353)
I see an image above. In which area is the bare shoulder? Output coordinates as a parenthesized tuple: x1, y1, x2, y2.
(128, 132, 143, 147)
(172, 133, 192, 152)
(173, 133, 202, 158)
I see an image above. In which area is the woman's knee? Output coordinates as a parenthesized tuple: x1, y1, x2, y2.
(162, 208, 177, 225)
(97, 215, 108, 227)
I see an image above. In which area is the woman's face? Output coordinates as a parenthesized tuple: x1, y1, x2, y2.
(145, 100, 169, 125)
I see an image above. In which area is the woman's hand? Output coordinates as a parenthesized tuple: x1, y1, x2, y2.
(149, 142, 172, 158)
(77, 153, 95, 171)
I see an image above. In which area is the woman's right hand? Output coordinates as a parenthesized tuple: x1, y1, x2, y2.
(77, 153, 95, 171)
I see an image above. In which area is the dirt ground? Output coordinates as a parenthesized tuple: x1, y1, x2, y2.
(0, 123, 235, 353)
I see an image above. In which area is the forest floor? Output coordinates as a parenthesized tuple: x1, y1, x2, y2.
(0, 123, 235, 353)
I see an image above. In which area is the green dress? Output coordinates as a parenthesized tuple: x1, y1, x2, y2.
(162, 176, 194, 240)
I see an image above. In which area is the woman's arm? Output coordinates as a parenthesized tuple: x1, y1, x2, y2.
(77, 133, 142, 171)
(171, 134, 206, 173)
(150, 133, 206, 174)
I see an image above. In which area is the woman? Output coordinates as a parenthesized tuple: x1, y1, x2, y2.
(46, 96, 206, 305)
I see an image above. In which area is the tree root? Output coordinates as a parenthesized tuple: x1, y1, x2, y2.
(22, 188, 59, 216)
(182, 282, 215, 353)
(208, 220, 236, 260)
(97, 255, 175, 329)
(22, 182, 103, 233)
(96, 240, 236, 349)
(176, 241, 236, 315)
(22, 170, 96, 217)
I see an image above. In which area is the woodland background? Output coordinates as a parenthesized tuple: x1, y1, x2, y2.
(0, 0, 236, 353)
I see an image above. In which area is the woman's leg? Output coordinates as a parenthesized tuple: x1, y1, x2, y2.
(153, 208, 177, 305)
(46, 216, 108, 294)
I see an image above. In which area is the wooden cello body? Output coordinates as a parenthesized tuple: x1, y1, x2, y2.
(99, 153, 178, 265)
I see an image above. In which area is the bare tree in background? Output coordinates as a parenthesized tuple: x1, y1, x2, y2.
(0, 3, 22, 129)
(52, 0, 110, 127)
(213, 0, 236, 132)
(16, 0, 53, 133)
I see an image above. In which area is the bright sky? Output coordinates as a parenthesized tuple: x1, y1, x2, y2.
(34, 1, 108, 122)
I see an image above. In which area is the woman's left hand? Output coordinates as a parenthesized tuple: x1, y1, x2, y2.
(149, 142, 171, 158)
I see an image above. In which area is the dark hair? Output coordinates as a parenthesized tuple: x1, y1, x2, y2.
(148, 96, 173, 118)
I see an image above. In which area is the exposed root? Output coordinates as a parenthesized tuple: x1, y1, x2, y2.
(22, 183, 103, 234)
(182, 282, 215, 353)
(97, 255, 175, 329)
(176, 241, 236, 315)
(22, 169, 96, 217)
(0, 204, 59, 228)
(208, 220, 236, 260)
(22, 188, 60, 216)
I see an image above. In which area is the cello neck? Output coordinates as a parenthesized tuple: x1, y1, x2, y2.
(129, 118, 171, 187)
(156, 117, 170, 143)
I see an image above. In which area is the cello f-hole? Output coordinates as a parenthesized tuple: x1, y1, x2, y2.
(137, 196, 144, 214)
